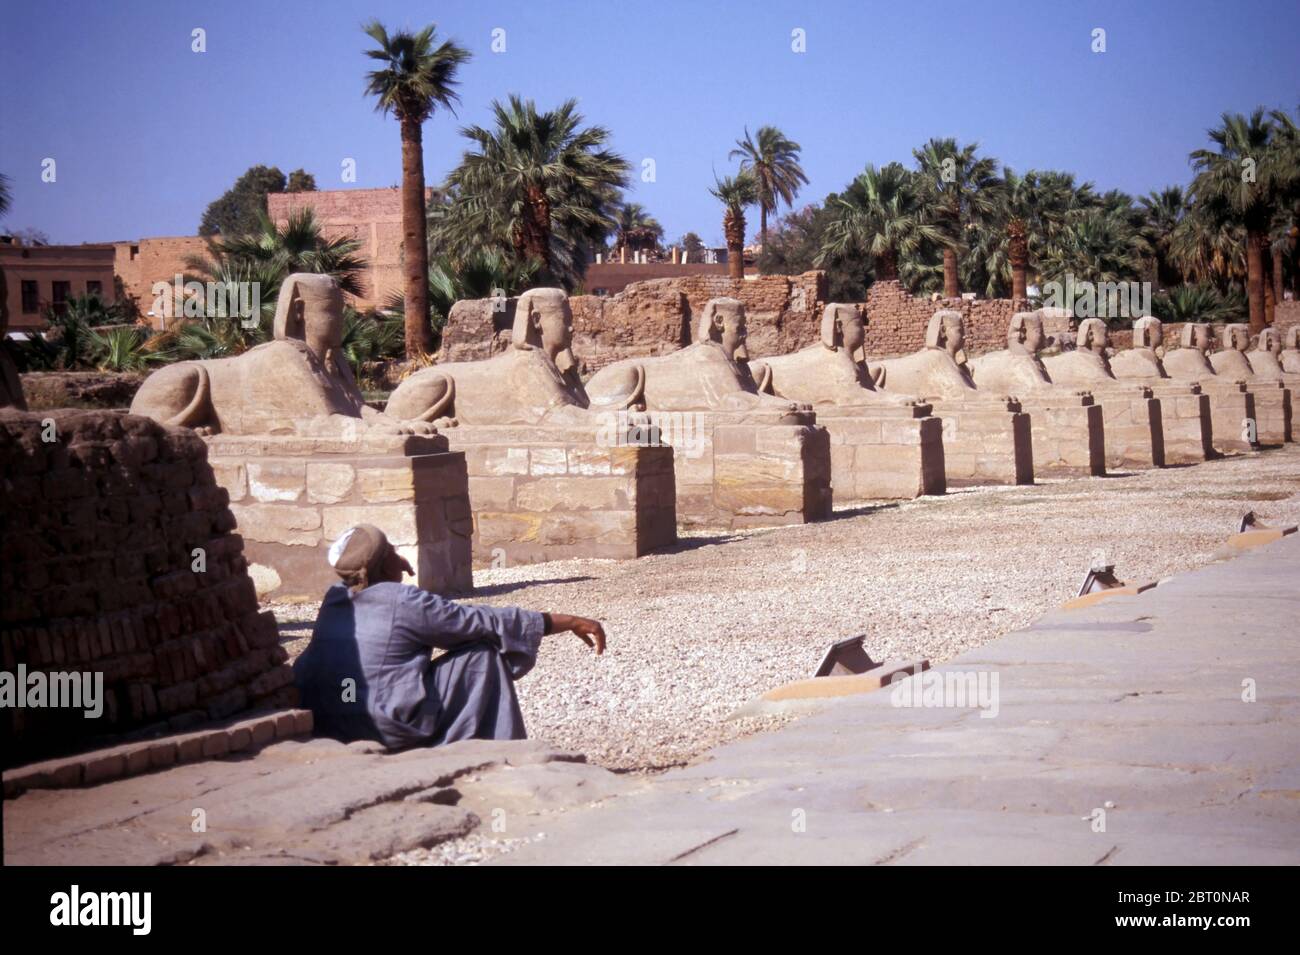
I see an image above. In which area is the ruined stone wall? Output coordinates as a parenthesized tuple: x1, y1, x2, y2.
(0, 411, 295, 767)
(861, 281, 1034, 358)
(433, 272, 827, 372)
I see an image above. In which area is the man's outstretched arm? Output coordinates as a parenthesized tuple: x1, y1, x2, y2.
(542, 613, 606, 654)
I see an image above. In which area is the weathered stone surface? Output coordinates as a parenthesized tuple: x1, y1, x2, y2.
(2, 738, 625, 866)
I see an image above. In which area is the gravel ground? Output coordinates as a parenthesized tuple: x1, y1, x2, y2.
(270, 445, 1300, 773)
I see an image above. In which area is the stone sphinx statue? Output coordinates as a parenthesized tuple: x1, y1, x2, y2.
(1041, 318, 1121, 385)
(131, 273, 418, 436)
(1282, 325, 1300, 375)
(747, 303, 917, 407)
(0, 283, 25, 411)
(1247, 326, 1287, 379)
(967, 311, 1060, 394)
(584, 297, 804, 414)
(1209, 323, 1257, 378)
(386, 287, 620, 427)
(870, 310, 981, 401)
(1162, 322, 1217, 379)
(1109, 316, 1169, 379)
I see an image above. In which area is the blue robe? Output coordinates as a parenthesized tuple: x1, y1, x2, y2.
(292, 582, 544, 749)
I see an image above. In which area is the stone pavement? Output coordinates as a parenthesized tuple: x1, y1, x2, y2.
(3, 738, 631, 865)
(6, 533, 1297, 866)
(492, 533, 1300, 865)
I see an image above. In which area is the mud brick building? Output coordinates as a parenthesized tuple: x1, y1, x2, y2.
(0, 410, 296, 767)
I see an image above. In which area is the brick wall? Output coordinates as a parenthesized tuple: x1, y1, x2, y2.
(0, 410, 295, 767)
(861, 281, 1034, 358)
(435, 272, 827, 372)
(113, 236, 210, 327)
(269, 187, 431, 310)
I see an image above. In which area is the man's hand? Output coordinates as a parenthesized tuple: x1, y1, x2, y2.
(545, 613, 606, 655)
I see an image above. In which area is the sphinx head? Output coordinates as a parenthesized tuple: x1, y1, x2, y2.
(1180, 322, 1213, 354)
(1256, 326, 1282, 356)
(274, 273, 345, 361)
(1223, 323, 1251, 352)
(926, 310, 967, 364)
(1132, 316, 1164, 355)
(1077, 318, 1110, 354)
(1286, 326, 1300, 352)
(513, 287, 577, 373)
(698, 297, 749, 361)
(1007, 311, 1045, 356)
(821, 303, 866, 357)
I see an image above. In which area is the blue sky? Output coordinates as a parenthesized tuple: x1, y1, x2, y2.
(2, 0, 1298, 247)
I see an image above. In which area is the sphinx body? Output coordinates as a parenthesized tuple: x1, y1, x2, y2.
(585, 297, 803, 415)
(387, 288, 618, 428)
(1106, 317, 1213, 464)
(748, 304, 918, 408)
(968, 311, 1105, 476)
(747, 304, 943, 499)
(1282, 326, 1300, 375)
(967, 311, 1058, 396)
(868, 310, 1032, 485)
(1042, 319, 1167, 468)
(1209, 323, 1292, 443)
(1247, 327, 1287, 380)
(131, 273, 418, 436)
(1162, 323, 1219, 380)
(1209, 324, 1259, 379)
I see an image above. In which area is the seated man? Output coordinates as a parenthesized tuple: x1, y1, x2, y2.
(293, 524, 605, 749)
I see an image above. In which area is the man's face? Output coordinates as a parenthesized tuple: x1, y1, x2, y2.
(1193, 325, 1212, 353)
(718, 306, 748, 361)
(839, 309, 866, 355)
(535, 299, 577, 372)
(1023, 319, 1045, 354)
(944, 316, 964, 357)
(378, 545, 414, 584)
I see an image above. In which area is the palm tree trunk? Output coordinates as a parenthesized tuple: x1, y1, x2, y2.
(1272, 245, 1284, 317)
(876, 248, 899, 282)
(1008, 225, 1028, 300)
(1245, 230, 1266, 332)
(1264, 250, 1276, 326)
(943, 248, 959, 298)
(760, 206, 768, 250)
(522, 185, 552, 273)
(728, 241, 744, 280)
(400, 116, 431, 358)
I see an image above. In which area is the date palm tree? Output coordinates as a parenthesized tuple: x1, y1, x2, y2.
(1138, 186, 1188, 290)
(614, 203, 664, 258)
(437, 96, 629, 288)
(1189, 109, 1283, 331)
(363, 21, 471, 357)
(912, 138, 1000, 297)
(729, 126, 809, 248)
(975, 168, 1075, 299)
(709, 172, 758, 280)
(816, 162, 938, 284)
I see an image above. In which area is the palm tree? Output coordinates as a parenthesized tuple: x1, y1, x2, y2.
(709, 172, 758, 279)
(1189, 109, 1285, 331)
(816, 163, 939, 284)
(1138, 186, 1188, 290)
(192, 208, 367, 296)
(729, 126, 809, 248)
(363, 21, 471, 357)
(1037, 207, 1147, 289)
(912, 138, 1001, 297)
(436, 96, 629, 289)
(975, 167, 1075, 299)
(613, 203, 664, 258)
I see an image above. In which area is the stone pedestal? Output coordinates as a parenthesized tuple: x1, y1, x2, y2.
(208, 432, 473, 601)
(812, 404, 946, 501)
(1018, 393, 1105, 478)
(930, 398, 1033, 486)
(1198, 382, 1257, 453)
(1146, 383, 1214, 464)
(1248, 382, 1292, 445)
(1088, 385, 1165, 469)
(442, 425, 677, 567)
(667, 409, 832, 529)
